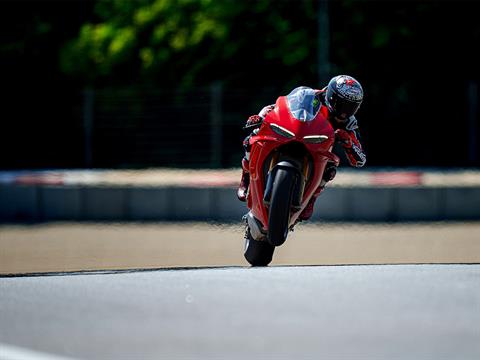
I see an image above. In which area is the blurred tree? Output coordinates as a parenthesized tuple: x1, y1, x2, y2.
(1, 0, 479, 168)
(61, 0, 318, 89)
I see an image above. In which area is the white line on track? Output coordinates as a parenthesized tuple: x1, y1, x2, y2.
(0, 343, 77, 360)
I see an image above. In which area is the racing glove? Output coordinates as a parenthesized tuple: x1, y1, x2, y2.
(335, 129, 366, 167)
(245, 115, 263, 129)
(244, 105, 275, 129)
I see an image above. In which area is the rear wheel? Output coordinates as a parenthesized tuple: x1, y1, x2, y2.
(268, 167, 296, 246)
(244, 229, 274, 266)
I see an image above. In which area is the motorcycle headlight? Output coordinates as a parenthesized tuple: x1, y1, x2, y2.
(303, 135, 329, 144)
(270, 123, 295, 138)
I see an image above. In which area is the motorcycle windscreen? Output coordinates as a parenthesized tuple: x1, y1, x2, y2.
(286, 86, 321, 122)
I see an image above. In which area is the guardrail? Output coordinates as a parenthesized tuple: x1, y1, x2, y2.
(1, 169, 479, 222)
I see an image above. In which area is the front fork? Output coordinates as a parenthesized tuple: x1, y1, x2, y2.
(263, 153, 307, 211)
(246, 150, 311, 241)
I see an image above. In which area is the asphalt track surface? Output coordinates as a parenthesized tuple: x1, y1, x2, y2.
(1, 264, 479, 360)
(1, 223, 479, 359)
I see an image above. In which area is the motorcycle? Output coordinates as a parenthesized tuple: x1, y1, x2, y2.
(243, 87, 340, 266)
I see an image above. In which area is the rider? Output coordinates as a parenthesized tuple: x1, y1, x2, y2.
(237, 75, 367, 221)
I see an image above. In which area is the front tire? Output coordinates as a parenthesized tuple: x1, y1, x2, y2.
(244, 229, 274, 266)
(267, 167, 296, 246)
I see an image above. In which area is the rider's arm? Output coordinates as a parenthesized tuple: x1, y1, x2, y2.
(315, 87, 327, 102)
(245, 104, 275, 129)
(345, 128, 366, 167)
(335, 117, 366, 167)
(259, 104, 275, 118)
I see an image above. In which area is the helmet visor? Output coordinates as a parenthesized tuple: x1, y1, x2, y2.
(331, 99, 361, 120)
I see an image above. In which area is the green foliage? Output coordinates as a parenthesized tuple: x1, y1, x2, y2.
(62, 23, 136, 78)
(60, 0, 317, 87)
(62, 0, 228, 84)
(61, 0, 463, 91)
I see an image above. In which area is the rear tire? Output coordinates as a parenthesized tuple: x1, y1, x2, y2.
(244, 229, 274, 266)
(268, 167, 296, 246)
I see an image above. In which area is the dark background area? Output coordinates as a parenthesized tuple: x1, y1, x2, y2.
(1, 0, 479, 169)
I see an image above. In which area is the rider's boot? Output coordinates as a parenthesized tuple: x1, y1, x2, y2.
(237, 157, 250, 202)
(298, 188, 323, 221)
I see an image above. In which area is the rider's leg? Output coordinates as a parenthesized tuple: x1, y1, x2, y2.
(237, 134, 252, 202)
(298, 162, 337, 221)
(237, 157, 250, 202)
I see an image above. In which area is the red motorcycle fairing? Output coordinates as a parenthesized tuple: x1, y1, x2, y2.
(247, 95, 340, 230)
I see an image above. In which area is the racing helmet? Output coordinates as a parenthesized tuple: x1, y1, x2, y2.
(325, 75, 363, 120)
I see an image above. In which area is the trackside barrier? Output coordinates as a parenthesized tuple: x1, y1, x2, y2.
(1, 184, 479, 222)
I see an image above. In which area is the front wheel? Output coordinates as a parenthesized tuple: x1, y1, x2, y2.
(268, 166, 296, 246)
(244, 228, 274, 266)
